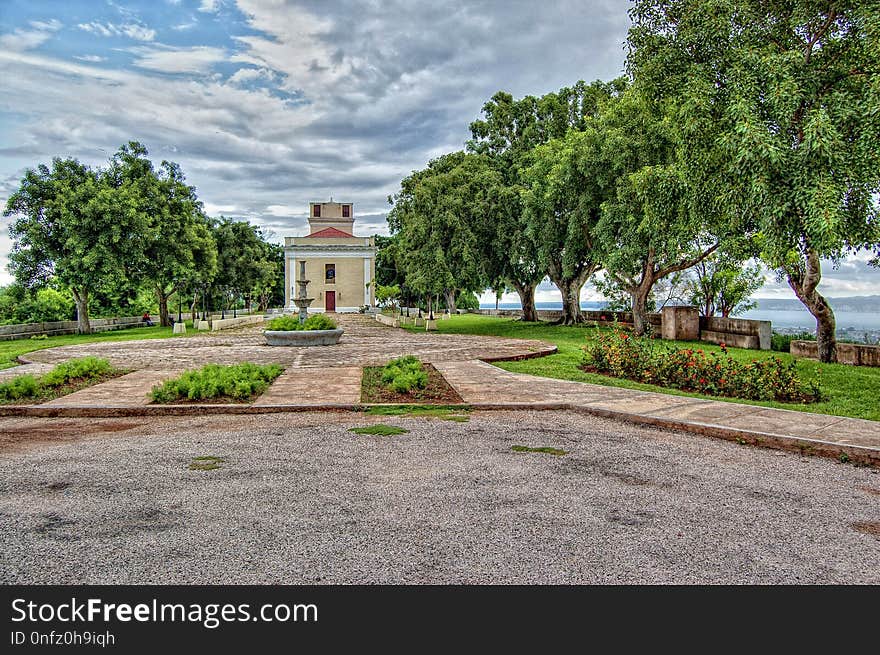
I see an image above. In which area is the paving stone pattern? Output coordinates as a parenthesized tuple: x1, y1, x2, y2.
(23, 314, 554, 370)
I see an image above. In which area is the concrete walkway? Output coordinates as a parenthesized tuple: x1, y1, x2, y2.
(255, 366, 362, 405)
(41, 370, 182, 407)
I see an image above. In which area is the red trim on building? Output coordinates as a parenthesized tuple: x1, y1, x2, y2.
(306, 227, 354, 238)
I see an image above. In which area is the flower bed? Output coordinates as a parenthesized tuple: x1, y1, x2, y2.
(150, 363, 283, 403)
(582, 329, 822, 403)
(0, 356, 124, 404)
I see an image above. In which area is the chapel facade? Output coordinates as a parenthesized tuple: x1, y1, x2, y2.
(284, 201, 376, 313)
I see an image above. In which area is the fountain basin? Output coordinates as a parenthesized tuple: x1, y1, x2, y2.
(264, 328, 344, 347)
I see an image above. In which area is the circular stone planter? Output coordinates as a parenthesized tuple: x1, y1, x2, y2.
(263, 329, 344, 347)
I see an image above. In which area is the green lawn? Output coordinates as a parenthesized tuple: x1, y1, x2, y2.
(0, 321, 198, 370)
(401, 314, 880, 422)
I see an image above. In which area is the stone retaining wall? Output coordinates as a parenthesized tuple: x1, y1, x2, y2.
(471, 308, 770, 349)
(210, 315, 264, 331)
(0, 316, 147, 341)
(791, 340, 880, 366)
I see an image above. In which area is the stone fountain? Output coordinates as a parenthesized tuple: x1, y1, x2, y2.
(293, 260, 314, 323)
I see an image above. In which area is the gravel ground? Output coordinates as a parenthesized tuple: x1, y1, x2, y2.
(0, 410, 878, 584)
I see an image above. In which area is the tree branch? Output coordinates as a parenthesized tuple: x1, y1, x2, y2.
(655, 242, 721, 280)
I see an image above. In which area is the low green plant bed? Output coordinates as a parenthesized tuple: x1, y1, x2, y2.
(150, 363, 283, 403)
(349, 424, 409, 436)
(362, 359, 464, 404)
(511, 445, 567, 456)
(583, 329, 822, 403)
(0, 356, 122, 404)
(265, 314, 338, 331)
(381, 355, 428, 393)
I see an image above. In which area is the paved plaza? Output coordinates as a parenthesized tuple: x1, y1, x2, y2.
(20, 314, 555, 370)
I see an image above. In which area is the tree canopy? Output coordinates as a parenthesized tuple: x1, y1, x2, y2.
(627, 0, 880, 359)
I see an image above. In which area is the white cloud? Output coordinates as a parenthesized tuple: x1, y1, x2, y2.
(78, 22, 156, 42)
(129, 45, 226, 74)
(74, 55, 107, 63)
(0, 19, 62, 52)
(198, 0, 221, 13)
(28, 20, 63, 31)
(227, 66, 275, 85)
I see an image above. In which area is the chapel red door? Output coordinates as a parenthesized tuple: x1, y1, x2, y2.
(325, 291, 336, 312)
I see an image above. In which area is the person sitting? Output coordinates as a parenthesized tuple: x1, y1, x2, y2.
(142, 312, 154, 327)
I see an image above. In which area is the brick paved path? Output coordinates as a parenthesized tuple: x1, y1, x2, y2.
(22, 314, 554, 370)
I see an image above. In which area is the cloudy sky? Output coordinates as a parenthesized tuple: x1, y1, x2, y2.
(0, 0, 877, 304)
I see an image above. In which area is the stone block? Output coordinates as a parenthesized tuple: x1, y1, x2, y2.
(791, 340, 880, 366)
(700, 329, 759, 350)
(661, 306, 700, 341)
(425, 319, 438, 331)
(172, 322, 186, 335)
(413, 317, 425, 327)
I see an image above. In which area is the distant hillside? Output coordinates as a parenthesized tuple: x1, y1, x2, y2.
(754, 295, 880, 312)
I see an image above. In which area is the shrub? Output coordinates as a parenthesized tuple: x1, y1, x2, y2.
(266, 314, 338, 331)
(41, 356, 113, 387)
(0, 374, 40, 401)
(302, 313, 337, 331)
(582, 329, 822, 403)
(0, 357, 116, 402)
(150, 363, 283, 403)
(266, 315, 300, 331)
(380, 355, 428, 394)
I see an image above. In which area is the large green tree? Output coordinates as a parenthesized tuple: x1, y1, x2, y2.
(595, 88, 727, 335)
(5, 146, 153, 333)
(628, 0, 880, 361)
(468, 80, 626, 321)
(212, 218, 278, 317)
(133, 155, 217, 327)
(388, 152, 502, 314)
(520, 129, 608, 325)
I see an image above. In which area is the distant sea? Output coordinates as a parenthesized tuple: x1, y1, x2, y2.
(479, 301, 880, 335)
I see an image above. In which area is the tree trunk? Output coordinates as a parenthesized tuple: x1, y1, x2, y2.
(629, 270, 656, 336)
(559, 278, 584, 324)
(156, 286, 171, 327)
(71, 287, 91, 334)
(787, 250, 836, 363)
(443, 289, 456, 314)
(190, 294, 198, 323)
(549, 261, 593, 325)
(511, 280, 539, 322)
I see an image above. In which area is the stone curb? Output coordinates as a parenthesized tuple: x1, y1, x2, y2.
(0, 400, 875, 468)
